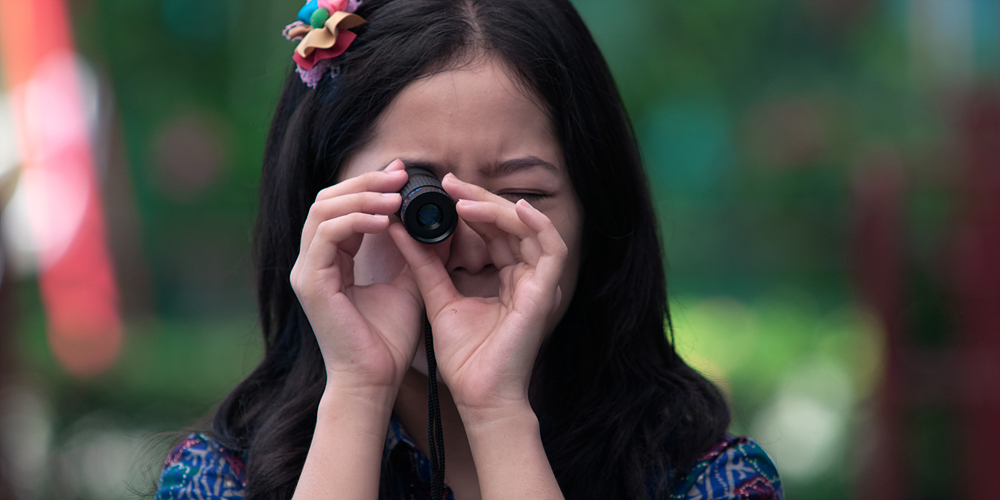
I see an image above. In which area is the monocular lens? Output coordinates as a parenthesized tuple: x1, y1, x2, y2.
(417, 203, 442, 229)
(397, 167, 457, 244)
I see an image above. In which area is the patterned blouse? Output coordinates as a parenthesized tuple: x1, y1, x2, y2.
(155, 418, 783, 500)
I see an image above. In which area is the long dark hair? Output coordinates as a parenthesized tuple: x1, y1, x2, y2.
(212, 0, 730, 498)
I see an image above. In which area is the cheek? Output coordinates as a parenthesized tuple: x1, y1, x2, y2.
(550, 211, 583, 327)
(557, 235, 581, 310)
(353, 231, 407, 286)
(353, 229, 452, 286)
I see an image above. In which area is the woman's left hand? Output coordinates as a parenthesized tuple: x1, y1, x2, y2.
(388, 172, 568, 418)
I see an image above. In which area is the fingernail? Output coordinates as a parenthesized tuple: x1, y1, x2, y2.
(516, 199, 533, 209)
(382, 192, 399, 199)
(457, 199, 476, 207)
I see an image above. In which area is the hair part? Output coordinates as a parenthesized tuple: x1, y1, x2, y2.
(213, 1, 730, 499)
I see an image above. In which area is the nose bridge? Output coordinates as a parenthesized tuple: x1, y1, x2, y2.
(446, 217, 492, 273)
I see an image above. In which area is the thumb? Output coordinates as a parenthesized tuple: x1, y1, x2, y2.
(388, 222, 462, 318)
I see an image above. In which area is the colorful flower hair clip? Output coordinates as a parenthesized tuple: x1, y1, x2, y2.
(283, 0, 365, 88)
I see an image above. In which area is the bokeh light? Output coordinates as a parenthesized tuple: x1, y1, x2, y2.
(151, 113, 229, 201)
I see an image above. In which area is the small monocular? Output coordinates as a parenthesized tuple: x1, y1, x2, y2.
(397, 168, 457, 244)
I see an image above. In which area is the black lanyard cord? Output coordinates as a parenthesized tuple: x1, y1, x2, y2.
(424, 317, 446, 500)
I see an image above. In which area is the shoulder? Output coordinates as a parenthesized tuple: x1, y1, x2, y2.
(669, 435, 783, 500)
(155, 433, 247, 500)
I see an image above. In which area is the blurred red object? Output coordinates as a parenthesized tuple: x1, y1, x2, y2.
(0, 0, 122, 378)
(851, 148, 907, 500)
(955, 92, 1000, 500)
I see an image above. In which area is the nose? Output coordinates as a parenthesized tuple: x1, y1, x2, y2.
(445, 218, 493, 274)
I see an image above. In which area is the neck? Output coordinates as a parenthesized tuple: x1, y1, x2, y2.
(395, 368, 481, 500)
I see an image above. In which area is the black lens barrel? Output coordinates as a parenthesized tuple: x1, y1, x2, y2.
(397, 168, 457, 244)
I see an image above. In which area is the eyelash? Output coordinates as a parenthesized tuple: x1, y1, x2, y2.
(499, 192, 549, 202)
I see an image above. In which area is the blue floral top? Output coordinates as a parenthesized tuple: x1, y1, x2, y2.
(155, 418, 783, 499)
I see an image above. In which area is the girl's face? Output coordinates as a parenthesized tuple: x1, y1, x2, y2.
(339, 56, 583, 328)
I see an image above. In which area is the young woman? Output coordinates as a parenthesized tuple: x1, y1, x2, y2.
(155, 0, 782, 499)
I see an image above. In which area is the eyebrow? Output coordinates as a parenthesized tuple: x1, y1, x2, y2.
(396, 156, 559, 178)
(484, 157, 559, 178)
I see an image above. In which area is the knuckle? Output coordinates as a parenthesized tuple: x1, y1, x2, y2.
(307, 202, 323, 220)
(316, 219, 337, 237)
(361, 170, 384, 184)
(472, 182, 490, 195)
(350, 192, 373, 211)
(412, 248, 438, 269)
(315, 186, 334, 204)
(364, 191, 383, 206)
(547, 237, 569, 258)
(555, 242, 569, 258)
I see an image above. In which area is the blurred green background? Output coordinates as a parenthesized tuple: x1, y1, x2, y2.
(2, 0, 998, 499)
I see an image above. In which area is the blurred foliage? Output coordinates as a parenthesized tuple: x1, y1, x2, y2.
(672, 293, 883, 498)
(15, 282, 261, 430)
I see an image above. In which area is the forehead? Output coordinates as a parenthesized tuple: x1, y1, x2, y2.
(345, 57, 562, 178)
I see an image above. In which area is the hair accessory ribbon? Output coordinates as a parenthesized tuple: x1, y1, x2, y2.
(284, 0, 365, 73)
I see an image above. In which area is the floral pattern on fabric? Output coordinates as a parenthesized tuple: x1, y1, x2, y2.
(155, 434, 246, 500)
(154, 424, 781, 500)
(669, 436, 783, 500)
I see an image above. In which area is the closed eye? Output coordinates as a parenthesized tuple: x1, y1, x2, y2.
(498, 192, 549, 202)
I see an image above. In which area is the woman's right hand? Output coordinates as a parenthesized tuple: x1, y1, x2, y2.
(290, 159, 423, 393)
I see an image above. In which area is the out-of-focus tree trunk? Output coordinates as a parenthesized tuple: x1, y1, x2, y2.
(0, 220, 19, 500)
(0, 155, 17, 498)
(851, 151, 907, 500)
(955, 92, 1000, 500)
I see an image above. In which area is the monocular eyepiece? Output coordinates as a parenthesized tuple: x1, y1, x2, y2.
(397, 167, 457, 244)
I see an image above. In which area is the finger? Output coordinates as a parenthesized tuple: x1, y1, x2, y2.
(455, 198, 543, 265)
(315, 165, 408, 202)
(453, 199, 533, 240)
(443, 173, 546, 263)
(388, 222, 462, 317)
(515, 199, 566, 256)
(384, 158, 406, 172)
(453, 205, 517, 269)
(441, 172, 509, 205)
(300, 191, 402, 259)
(301, 213, 391, 277)
(515, 199, 568, 289)
(443, 172, 545, 254)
